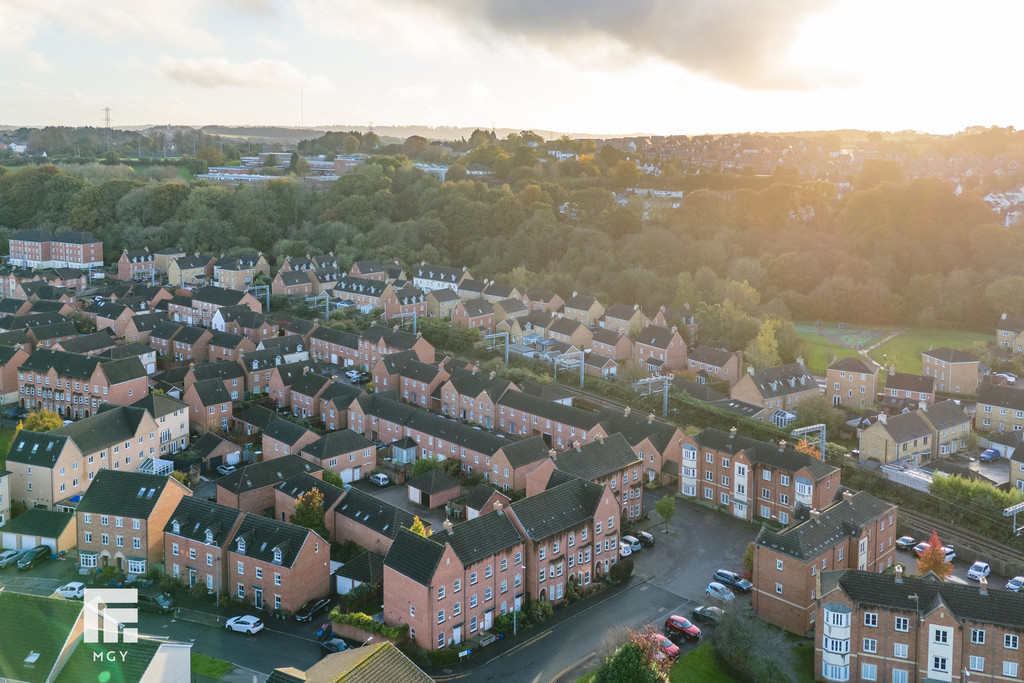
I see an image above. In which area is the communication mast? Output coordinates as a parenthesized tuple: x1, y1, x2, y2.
(102, 107, 113, 149)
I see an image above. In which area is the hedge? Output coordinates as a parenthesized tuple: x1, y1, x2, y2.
(330, 610, 409, 640)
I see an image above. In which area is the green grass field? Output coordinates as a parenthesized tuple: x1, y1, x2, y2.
(190, 653, 231, 679)
(670, 643, 741, 683)
(796, 333, 864, 375)
(0, 426, 15, 466)
(867, 327, 993, 375)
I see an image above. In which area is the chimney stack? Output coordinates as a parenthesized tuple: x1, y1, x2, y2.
(493, 501, 504, 515)
(842, 489, 854, 501)
(472, 364, 479, 375)
(779, 440, 787, 451)
(624, 406, 631, 417)
(573, 440, 581, 451)
(747, 366, 755, 376)
(647, 412, 655, 425)
(303, 366, 310, 375)
(729, 426, 737, 438)
(596, 434, 604, 444)
(894, 564, 903, 583)
(443, 519, 454, 535)
(809, 508, 820, 520)
(489, 371, 496, 380)
(980, 576, 988, 595)
(548, 449, 557, 458)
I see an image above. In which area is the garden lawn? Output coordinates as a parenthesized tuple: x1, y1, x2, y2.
(869, 327, 994, 376)
(795, 332, 862, 375)
(0, 426, 15, 467)
(670, 643, 741, 683)
(191, 653, 231, 679)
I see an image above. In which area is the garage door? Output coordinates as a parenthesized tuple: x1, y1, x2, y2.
(341, 468, 355, 484)
(1, 532, 17, 549)
(226, 450, 241, 465)
(20, 535, 37, 549)
(39, 537, 56, 553)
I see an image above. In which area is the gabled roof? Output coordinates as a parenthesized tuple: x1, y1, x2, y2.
(875, 411, 933, 444)
(192, 286, 250, 307)
(311, 326, 360, 349)
(977, 383, 1024, 411)
(445, 510, 522, 565)
(189, 378, 230, 406)
(217, 454, 322, 495)
(461, 483, 508, 512)
(54, 637, 164, 683)
(336, 487, 416, 539)
(688, 345, 738, 367)
(383, 528, 445, 586)
(498, 435, 551, 469)
(173, 325, 209, 345)
(597, 408, 681, 452)
(592, 328, 628, 346)
(275, 472, 346, 511)
(604, 303, 641, 321)
(234, 404, 278, 430)
(361, 326, 422, 351)
(263, 416, 316, 447)
(553, 433, 641, 481)
(414, 263, 465, 283)
(458, 298, 493, 318)
(407, 468, 460, 495)
(187, 431, 237, 460)
(755, 491, 894, 561)
(498, 390, 603, 430)
(78, 470, 182, 518)
(885, 371, 934, 394)
(273, 640, 435, 683)
(5, 430, 71, 467)
(209, 330, 247, 348)
(333, 550, 385, 585)
(426, 287, 460, 303)
(191, 359, 245, 382)
(302, 430, 374, 461)
(997, 316, 1024, 334)
(919, 399, 970, 431)
(53, 406, 150, 455)
(821, 569, 1024, 632)
(549, 317, 587, 336)
(509, 477, 606, 540)
(634, 324, 678, 349)
(173, 254, 214, 270)
(694, 427, 837, 480)
(921, 347, 976, 363)
(443, 366, 514, 401)
(333, 275, 388, 297)
(744, 362, 816, 398)
(229, 514, 317, 568)
(562, 294, 598, 310)
(55, 330, 116, 355)
(164, 496, 244, 546)
(0, 592, 83, 683)
(0, 508, 74, 538)
(827, 356, 875, 373)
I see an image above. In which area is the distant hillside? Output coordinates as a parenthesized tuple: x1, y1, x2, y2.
(198, 124, 615, 144)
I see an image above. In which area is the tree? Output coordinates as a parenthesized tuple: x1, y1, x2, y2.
(655, 494, 675, 533)
(23, 409, 63, 432)
(291, 487, 329, 540)
(744, 317, 782, 371)
(794, 439, 823, 461)
(341, 135, 360, 154)
(411, 458, 440, 479)
(711, 603, 795, 682)
(916, 530, 954, 580)
(409, 515, 429, 537)
(598, 638, 661, 683)
(742, 541, 755, 576)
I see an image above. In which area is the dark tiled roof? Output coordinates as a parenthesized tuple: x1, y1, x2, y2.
(708, 397, 764, 418)
(744, 362, 816, 398)
(604, 303, 641, 321)
(549, 317, 586, 336)
(634, 324, 677, 349)
(823, 569, 1024, 632)
(165, 496, 244, 546)
(0, 592, 82, 683)
(508, 478, 605, 540)
(209, 330, 247, 348)
(563, 294, 598, 310)
(234, 404, 278, 430)
(311, 325, 360, 348)
(688, 345, 736, 367)
(360, 326, 421, 351)
(217, 454, 322, 495)
(597, 408, 681, 452)
(884, 371, 934, 393)
(755, 491, 894, 560)
(56, 330, 116, 354)
(55, 637, 162, 683)
(462, 483, 507, 511)
(334, 550, 385, 585)
(919, 399, 970, 431)
(302, 430, 374, 461)
(922, 347, 976, 363)
(827, 356, 875, 373)
(191, 359, 245, 382)
(444, 367, 514, 401)
(53, 406, 150, 456)
(977, 383, 1024, 411)
(173, 325, 208, 345)
(876, 411, 933, 444)
(191, 286, 248, 307)
(553, 433, 641, 481)
(415, 263, 465, 283)
(337, 487, 416, 539)
(426, 288, 459, 303)
(230, 513, 317, 568)
(130, 393, 188, 419)
(445, 510, 522, 565)
(173, 254, 214, 270)
(459, 298, 493, 318)
(5, 430, 70, 467)
(190, 378, 230, 406)
(0, 508, 74, 537)
(407, 468, 460, 495)
(672, 378, 725, 402)
(592, 328, 627, 346)
(263, 416, 315, 446)
(289, 372, 331, 398)
(78, 470, 182, 518)
(498, 390, 603, 430)
(383, 528, 445, 585)
(188, 431, 236, 459)
(275, 472, 346, 511)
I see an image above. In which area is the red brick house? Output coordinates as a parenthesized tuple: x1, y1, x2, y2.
(522, 289, 563, 313)
(334, 487, 419, 555)
(207, 330, 256, 363)
(262, 416, 319, 461)
(371, 351, 450, 409)
(438, 366, 517, 428)
(548, 317, 592, 350)
(591, 328, 633, 361)
(560, 293, 604, 325)
(882, 368, 935, 414)
(216, 454, 323, 514)
(632, 324, 687, 372)
(496, 390, 607, 449)
(117, 248, 155, 281)
(299, 430, 376, 484)
(18, 349, 149, 417)
(451, 299, 495, 335)
(358, 325, 435, 368)
(383, 511, 526, 650)
(182, 378, 233, 433)
(272, 270, 315, 297)
(686, 345, 743, 387)
(165, 496, 245, 593)
(273, 472, 345, 541)
(752, 490, 897, 634)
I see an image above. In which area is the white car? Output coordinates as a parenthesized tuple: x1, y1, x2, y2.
(57, 581, 85, 599)
(345, 369, 362, 381)
(1006, 576, 1024, 592)
(216, 464, 236, 476)
(225, 615, 264, 634)
(967, 561, 991, 580)
(0, 549, 22, 568)
(618, 541, 632, 557)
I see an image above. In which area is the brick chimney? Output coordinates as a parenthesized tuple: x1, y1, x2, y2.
(647, 412, 655, 425)
(779, 440, 787, 451)
(548, 449, 557, 458)
(894, 564, 903, 583)
(573, 441, 581, 451)
(443, 519, 454, 535)
(489, 371, 496, 380)
(624, 406, 631, 417)
(809, 508, 820, 520)
(303, 366, 310, 375)
(493, 501, 504, 515)
(980, 576, 988, 595)
(729, 426, 737, 439)
(842, 489, 854, 501)
(596, 434, 604, 444)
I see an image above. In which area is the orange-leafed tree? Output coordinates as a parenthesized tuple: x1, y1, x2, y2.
(795, 439, 823, 461)
(916, 530, 953, 581)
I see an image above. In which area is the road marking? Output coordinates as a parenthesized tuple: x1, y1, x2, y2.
(549, 652, 599, 683)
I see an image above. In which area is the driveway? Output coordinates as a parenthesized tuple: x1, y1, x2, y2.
(966, 456, 1010, 486)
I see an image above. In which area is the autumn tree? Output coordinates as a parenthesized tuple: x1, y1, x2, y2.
(409, 515, 429, 537)
(794, 439, 823, 461)
(916, 530, 953, 580)
(291, 487, 328, 540)
(23, 409, 63, 432)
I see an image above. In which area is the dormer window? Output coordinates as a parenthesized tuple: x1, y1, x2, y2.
(273, 547, 283, 564)
(237, 538, 246, 553)
(205, 530, 214, 544)
(172, 520, 180, 534)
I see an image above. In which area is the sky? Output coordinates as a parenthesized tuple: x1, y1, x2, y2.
(1, 0, 1022, 137)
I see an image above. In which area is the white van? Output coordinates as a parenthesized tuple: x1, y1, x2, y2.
(369, 473, 390, 487)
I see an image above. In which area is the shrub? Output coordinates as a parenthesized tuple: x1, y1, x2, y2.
(527, 600, 553, 623)
(610, 558, 634, 583)
(426, 649, 461, 667)
(330, 610, 409, 640)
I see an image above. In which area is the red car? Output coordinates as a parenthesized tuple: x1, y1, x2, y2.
(650, 633, 680, 660)
(665, 614, 701, 641)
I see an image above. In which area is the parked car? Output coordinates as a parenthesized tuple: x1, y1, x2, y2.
(295, 597, 332, 622)
(650, 633, 680, 661)
(912, 542, 955, 562)
(0, 549, 23, 568)
(138, 592, 175, 614)
(225, 615, 264, 634)
(320, 637, 349, 657)
(705, 581, 735, 602)
(216, 464, 236, 476)
(996, 372, 1017, 384)
(979, 448, 1001, 462)
(967, 561, 991, 580)
(664, 614, 701, 641)
(895, 536, 917, 551)
(618, 541, 632, 557)
(691, 604, 724, 625)
(713, 569, 753, 593)
(637, 530, 655, 547)
(369, 473, 390, 487)
(1006, 576, 1024, 592)
(57, 581, 85, 599)
(622, 535, 642, 553)
(17, 545, 50, 570)
(4, 407, 26, 419)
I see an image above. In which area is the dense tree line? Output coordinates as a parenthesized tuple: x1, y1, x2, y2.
(1, 134, 1021, 357)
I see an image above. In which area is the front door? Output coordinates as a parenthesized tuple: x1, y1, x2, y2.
(189, 567, 196, 587)
(254, 587, 263, 610)
(452, 625, 462, 645)
(483, 610, 493, 630)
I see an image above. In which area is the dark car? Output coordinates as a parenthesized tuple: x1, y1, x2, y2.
(713, 569, 752, 593)
(320, 637, 349, 657)
(664, 614, 701, 641)
(895, 536, 917, 551)
(691, 604, 725, 625)
(979, 448, 1001, 462)
(295, 597, 332, 622)
(637, 530, 655, 547)
(16, 545, 50, 570)
(137, 592, 175, 614)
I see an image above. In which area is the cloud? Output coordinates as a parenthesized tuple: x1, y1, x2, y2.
(156, 56, 331, 90)
(402, 0, 842, 90)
